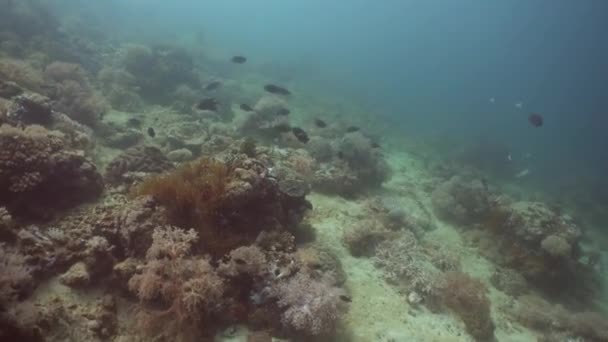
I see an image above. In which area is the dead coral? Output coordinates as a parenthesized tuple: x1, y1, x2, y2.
(0, 123, 103, 219)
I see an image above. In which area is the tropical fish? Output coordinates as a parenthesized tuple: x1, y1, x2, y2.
(205, 81, 222, 91)
(240, 104, 254, 112)
(274, 122, 292, 133)
(291, 127, 309, 143)
(314, 119, 327, 128)
(528, 113, 543, 127)
(264, 84, 291, 95)
(147, 127, 156, 138)
(231, 55, 247, 64)
(126, 118, 142, 128)
(276, 108, 290, 116)
(197, 98, 219, 111)
(339, 295, 352, 303)
(515, 169, 530, 178)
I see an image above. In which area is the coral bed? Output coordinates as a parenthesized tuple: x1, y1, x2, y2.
(0, 2, 607, 342)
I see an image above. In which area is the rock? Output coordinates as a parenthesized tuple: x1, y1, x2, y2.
(167, 148, 193, 162)
(60, 262, 90, 288)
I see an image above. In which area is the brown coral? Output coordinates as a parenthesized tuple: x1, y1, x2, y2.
(438, 272, 495, 341)
(128, 226, 224, 339)
(0, 123, 103, 219)
(43, 61, 108, 127)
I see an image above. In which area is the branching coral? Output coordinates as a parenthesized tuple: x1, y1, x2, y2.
(128, 226, 224, 338)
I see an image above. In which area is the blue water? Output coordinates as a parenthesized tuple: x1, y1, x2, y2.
(54, 0, 608, 190)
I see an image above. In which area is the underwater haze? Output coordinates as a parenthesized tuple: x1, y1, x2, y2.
(1, 0, 608, 341)
(59, 0, 608, 187)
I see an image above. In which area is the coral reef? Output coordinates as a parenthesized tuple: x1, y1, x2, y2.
(119, 44, 201, 104)
(43, 61, 108, 127)
(128, 226, 224, 339)
(273, 271, 348, 336)
(337, 131, 391, 187)
(431, 175, 496, 224)
(132, 155, 311, 258)
(438, 272, 495, 341)
(0, 245, 32, 309)
(0, 124, 103, 219)
(104, 145, 173, 185)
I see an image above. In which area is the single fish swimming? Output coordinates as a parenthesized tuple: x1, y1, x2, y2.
(528, 113, 543, 127)
(147, 127, 156, 138)
(291, 127, 309, 143)
(346, 126, 360, 133)
(276, 108, 290, 116)
(240, 104, 254, 112)
(197, 98, 219, 111)
(314, 119, 327, 128)
(264, 84, 291, 95)
(205, 81, 222, 91)
(231, 55, 247, 64)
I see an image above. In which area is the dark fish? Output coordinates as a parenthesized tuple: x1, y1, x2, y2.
(234, 258, 247, 265)
(528, 113, 543, 127)
(371, 142, 381, 148)
(314, 119, 327, 128)
(274, 122, 292, 133)
(346, 126, 360, 133)
(147, 127, 156, 138)
(126, 118, 142, 128)
(197, 98, 219, 111)
(337, 151, 344, 159)
(231, 55, 247, 64)
(291, 127, 309, 143)
(264, 84, 291, 95)
(276, 108, 290, 116)
(240, 104, 254, 112)
(205, 81, 221, 91)
(339, 295, 352, 303)
(480, 178, 489, 192)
